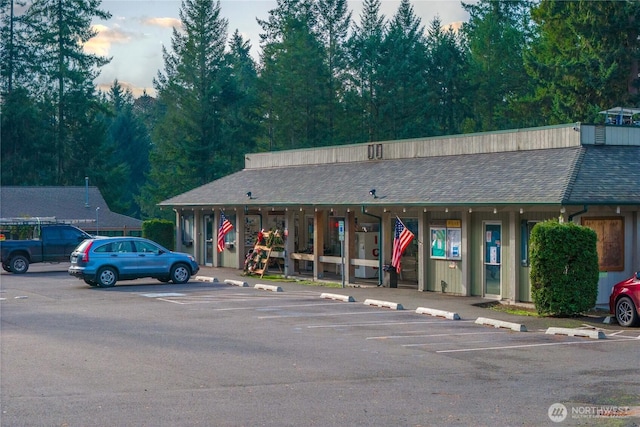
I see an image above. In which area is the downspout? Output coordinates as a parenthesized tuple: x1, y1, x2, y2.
(361, 206, 383, 286)
(568, 205, 588, 222)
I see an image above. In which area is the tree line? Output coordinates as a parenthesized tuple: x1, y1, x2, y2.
(1, 0, 638, 219)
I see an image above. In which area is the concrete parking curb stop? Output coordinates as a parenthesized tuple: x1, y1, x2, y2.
(363, 299, 403, 310)
(475, 317, 527, 332)
(545, 327, 606, 339)
(194, 276, 218, 283)
(320, 293, 355, 302)
(224, 279, 249, 287)
(416, 307, 460, 320)
(255, 284, 283, 292)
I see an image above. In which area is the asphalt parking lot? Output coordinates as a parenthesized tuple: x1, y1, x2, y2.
(1, 265, 639, 426)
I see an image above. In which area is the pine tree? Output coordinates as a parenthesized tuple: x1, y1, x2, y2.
(314, 0, 351, 144)
(346, 0, 386, 143)
(101, 80, 151, 217)
(378, 0, 428, 140)
(424, 16, 468, 136)
(141, 0, 232, 217)
(257, 0, 329, 150)
(1, 0, 113, 186)
(21, 0, 112, 184)
(461, 0, 534, 131)
(222, 30, 259, 164)
(526, 0, 640, 123)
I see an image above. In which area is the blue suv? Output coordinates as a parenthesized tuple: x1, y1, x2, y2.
(69, 237, 199, 287)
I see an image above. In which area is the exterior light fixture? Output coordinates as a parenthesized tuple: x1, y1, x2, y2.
(469, 208, 473, 213)
(519, 208, 524, 214)
(493, 208, 497, 214)
(616, 206, 620, 214)
(369, 189, 377, 199)
(560, 207, 566, 214)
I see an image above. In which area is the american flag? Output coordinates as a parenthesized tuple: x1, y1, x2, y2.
(217, 212, 234, 252)
(391, 217, 414, 272)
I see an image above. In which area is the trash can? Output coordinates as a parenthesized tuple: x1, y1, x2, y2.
(383, 264, 398, 288)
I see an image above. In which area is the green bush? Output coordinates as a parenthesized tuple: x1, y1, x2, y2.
(142, 219, 175, 250)
(529, 220, 599, 316)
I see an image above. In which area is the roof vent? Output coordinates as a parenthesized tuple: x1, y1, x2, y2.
(367, 144, 383, 160)
(594, 126, 606, 145)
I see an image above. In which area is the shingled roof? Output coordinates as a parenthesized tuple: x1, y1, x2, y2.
(160, 125, 640, 209)
(566, 145, 640, 204)
(0, 186, 142, 230)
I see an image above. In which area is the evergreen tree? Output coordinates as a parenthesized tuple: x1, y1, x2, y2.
(314, 0, 351, 144)
(346, 0, 386, 143)
(20, 0, 112, 184)
(222, 30, 259, 164)
(0, 87, 54, 185)
(424, 17, 468, 136)
(378, 0, 428, 140)
(526, 0, 640, 123)
(461, 0, 534, 131)
(257, 0, 329, 150)
(141, 0, 232, 218)
(101, 80, 151, 217)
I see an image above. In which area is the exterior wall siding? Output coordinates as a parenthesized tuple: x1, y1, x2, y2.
(245, 125, 582, 170)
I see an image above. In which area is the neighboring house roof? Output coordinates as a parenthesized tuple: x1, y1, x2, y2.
(0, 186, 142, 230)
(159, 145, 640, 208)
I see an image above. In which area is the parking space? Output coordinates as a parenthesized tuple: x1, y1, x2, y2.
(138, 283, 640, 356)
(3, 267, 639, 426)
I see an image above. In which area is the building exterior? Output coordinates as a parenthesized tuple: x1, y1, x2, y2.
(160, 123, 640, 306)
(0, 186, 142, 236)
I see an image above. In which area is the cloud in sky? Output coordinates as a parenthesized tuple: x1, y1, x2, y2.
(84, 24, 132, 56)
(141, 17, 182, 29)
(93, 1, 474, 97)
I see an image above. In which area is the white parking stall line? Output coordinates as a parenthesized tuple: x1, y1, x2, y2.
(367, 330, 504, 341)
(436, 337, 639, 353)
(140, 293, 186, 298)
(403, 339, 496, 348)
(255, 302, 366, 318)
(306, 320, 458, 329)
(259, 310, 389, 320)
(157, 298, 189, 304)
(145, 289, 322, 305)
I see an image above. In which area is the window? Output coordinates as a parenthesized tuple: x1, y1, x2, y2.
(430, 220, 461, 260)
(520, 220, 540, 267)
(134, 240, 161, 254)
(94, 242, 114, 253)
(182, 215, 194, 245)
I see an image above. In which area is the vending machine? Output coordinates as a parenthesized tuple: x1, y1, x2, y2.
(355, 232, 379, 278)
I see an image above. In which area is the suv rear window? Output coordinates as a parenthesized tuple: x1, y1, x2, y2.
(74, 240, 94, 253)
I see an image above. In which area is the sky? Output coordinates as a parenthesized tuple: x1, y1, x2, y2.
(85, 0, 474, 97)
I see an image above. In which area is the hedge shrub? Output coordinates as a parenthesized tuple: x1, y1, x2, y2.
(142, 219, 175, 250)
(529, 220, 599, 316)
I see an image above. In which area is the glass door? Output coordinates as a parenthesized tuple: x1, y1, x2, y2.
(204, 215, 213, 266)
(483, 222, 502, 298)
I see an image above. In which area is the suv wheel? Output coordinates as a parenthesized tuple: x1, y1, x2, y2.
(97, 267, 117, 287)
(170, 263, 190, 284)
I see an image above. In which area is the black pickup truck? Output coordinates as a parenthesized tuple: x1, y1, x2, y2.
(0, 224, 92, 274)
